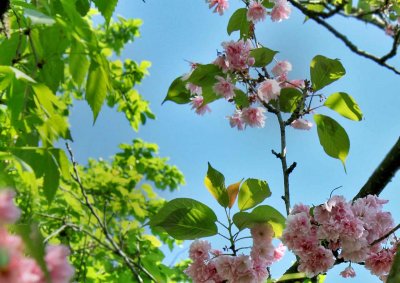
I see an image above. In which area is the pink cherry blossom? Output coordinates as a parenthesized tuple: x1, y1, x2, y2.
(365, 248, 396, 277)
(213, 76, 236, 99)
(213, 55, 229, 73)
(340, 266, 356, 278)
(0, 189, 21, 224)
(271, 60, 292, 77)
(273, 243, 286, 262)
(257, 79, 281, 102)
(252, 257, 269, 282)
(228, 110, 245, 130)
(189, 239, 211, 262)
(191, 95, 211, 115)
(247, 1, 266, 23)
(297, 246, 335, 278)
(222, 40, 254, 71)
(45, 245, 74, 283)
(271, 0, 291, 22)
(251, 223, 273, 245)
(186, 82, 202, 96)
(291, 119, 313, 130)
(215, 255, 235, 281)
(208, 0, 229, 15)
(242, 107, 266, 128)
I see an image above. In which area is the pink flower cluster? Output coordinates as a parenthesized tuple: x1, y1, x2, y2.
(207, 0, 291, 23)
(281, 195, 397, 281)
(185, 223, 285, 282)
(0, 189, 74, 283)
(220, 40, 255, 71)
(207, 0, 229, 15)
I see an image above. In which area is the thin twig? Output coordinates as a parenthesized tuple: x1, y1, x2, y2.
(65, 143, 146, 283)
(370, 223, 400, 246)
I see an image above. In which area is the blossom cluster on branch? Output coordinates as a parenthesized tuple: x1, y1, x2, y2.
(281, 195, 398, 282)
(0, 189, 74, 283)
(185, 223, 285, 283)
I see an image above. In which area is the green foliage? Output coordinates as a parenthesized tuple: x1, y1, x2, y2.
(238, 178, 271, 211)
(150, 198, 218, 240)
(187, 64, 223, 104)
(310, 55, 346, 91)
(227, 8, 251, 39)
(204, 162, 229, 208)
(233, 205, 286, 237)
(0, 1, 186, 281)
(324, 92, 363, 121)
(314, 114, 350, 167)
(163, 76, 191, 104)
(250, 47, 278, 68)
(278, 88, 304, 113)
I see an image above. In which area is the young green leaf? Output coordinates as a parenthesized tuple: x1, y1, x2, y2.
(149, 198, 218, 240)
(310, 55, 346, 91)
(232, 205, 286, 237)
(238, 178, 271, 211)
(86, 59, 109, 122)
(227, 8, 250, 38)
(188, 64, 222, 86)
(204, 163, 229, 208)
(162, 76, 191, 104)
(278, 88, 303, 113)
(250, 47, 278, 68)
(24, 8, 56, 26)
(314, 114, 350, 167)
(324, 92, 363, 121)
(93, 0, 118, 26)
(233, 89, 250, 108)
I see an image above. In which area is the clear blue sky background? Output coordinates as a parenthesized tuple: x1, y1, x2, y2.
(68, 1, 400, 282)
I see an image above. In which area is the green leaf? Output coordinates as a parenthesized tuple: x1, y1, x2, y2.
(314, 114, 350, 167)
(227, 8, 250, 38)
(232, 205, 286, 237)
(69, 39, 90, 87)
(75, 0, 91, 16)
(86, 59, 109, 122)
(262, 0, 275, 8)
(93, 0, 118, 26)
(43, 152, 60, 203)
(238, 178, 271, 211)
(387, 249, 400, 283)
(162, 76, 191, 104)
(278, 88, 303, 113)
(233, 89, 250, 108)
(250, 47, 278, 68)
(0, 66, 35, 83)
(204, 163, 229, 208)
(310, 55, 346, 91)
(188, 64, 222, 86)
(150, 198, 218, 240)
(324, 92, 363, 121)
(24, 8, 56, 26)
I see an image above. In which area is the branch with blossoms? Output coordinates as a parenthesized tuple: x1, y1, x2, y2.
(210, 0, 400, 75)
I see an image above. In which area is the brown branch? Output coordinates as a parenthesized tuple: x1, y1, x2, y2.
(370, 223, 400, 246)
(288, 0, 400, 75)
(353, 137, 400, 200)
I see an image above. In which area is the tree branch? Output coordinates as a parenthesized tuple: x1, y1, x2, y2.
(288, 0, 400, 75)
(353, 137, 400, 200)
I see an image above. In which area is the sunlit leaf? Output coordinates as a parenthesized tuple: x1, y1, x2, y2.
(238, 178, 271, 211)
(324, 92, 363, 121)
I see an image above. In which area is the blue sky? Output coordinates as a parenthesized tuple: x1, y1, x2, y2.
(68, 1, 400, 282)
